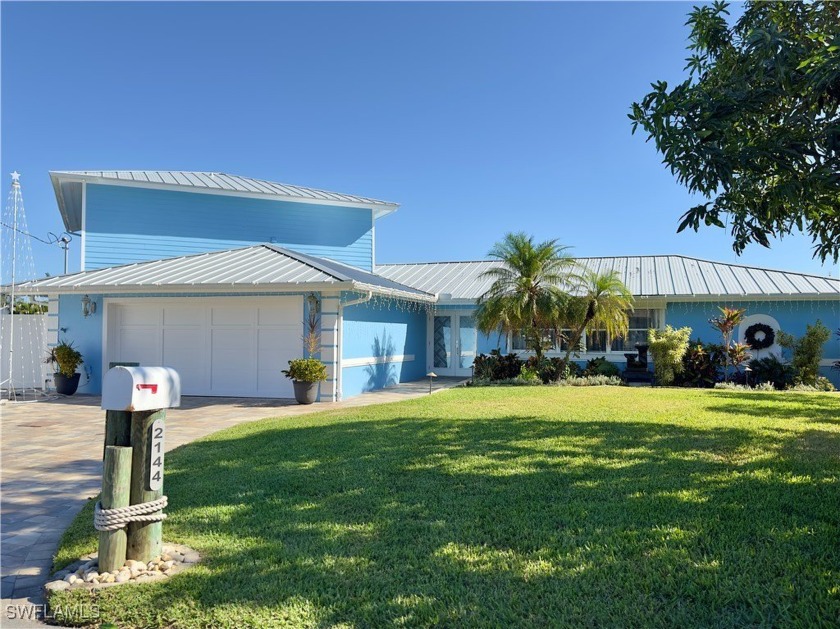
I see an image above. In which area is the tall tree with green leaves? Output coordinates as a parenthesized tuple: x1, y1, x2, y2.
(475, 233, 576, 361)
(562, 270, 634, 363)
(630, 1, 840, 262)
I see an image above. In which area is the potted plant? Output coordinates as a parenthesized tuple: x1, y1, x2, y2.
(45, 340, 84, 395)
(282, 358, 327, 404)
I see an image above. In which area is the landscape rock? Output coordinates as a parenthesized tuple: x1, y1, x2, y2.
(45, 580, 70, 592)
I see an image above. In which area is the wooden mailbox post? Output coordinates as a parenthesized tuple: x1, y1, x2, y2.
(99, 366, 180, 569)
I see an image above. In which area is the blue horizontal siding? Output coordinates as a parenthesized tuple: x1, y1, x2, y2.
(84, 184, 374, 270)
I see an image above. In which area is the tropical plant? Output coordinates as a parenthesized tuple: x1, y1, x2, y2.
(475, 233, 577, 361)
(647, 326, 692, 386)
(630, 1, 840, 263)
(45, 340, 83, 377)
(833, 328, 840, 372)
(749, 355, 795, 390)
(282, 358, 327, 383)
(303, 307, 320, 357)
(709, 306, 746, 381)
(778, 320, 831, 386)
(675, 341, 719, 388)
(582, 357, 621, 378)
(472, 351, 522, 381)
(562, 270, 633, 363)
(727, 342, 753, 376)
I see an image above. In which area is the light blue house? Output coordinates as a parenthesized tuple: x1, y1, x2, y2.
(20, 170, 840, 399)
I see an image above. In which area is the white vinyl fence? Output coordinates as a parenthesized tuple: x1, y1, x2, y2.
(0, 313, 50, 391)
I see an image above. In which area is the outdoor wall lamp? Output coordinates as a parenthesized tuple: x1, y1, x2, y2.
(81, 295, 96, 317)
(306, 293, 320, 313)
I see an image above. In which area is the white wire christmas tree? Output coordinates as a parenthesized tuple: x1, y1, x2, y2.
(1, 172, 48, 401)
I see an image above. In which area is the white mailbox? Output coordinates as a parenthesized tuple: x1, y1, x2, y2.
(101, 366, 181, 412)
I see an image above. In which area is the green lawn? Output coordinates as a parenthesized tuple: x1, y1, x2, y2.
(51, 387, 840, 628)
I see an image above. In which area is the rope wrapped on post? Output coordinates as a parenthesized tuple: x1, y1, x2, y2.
(94, 496, 168, 532)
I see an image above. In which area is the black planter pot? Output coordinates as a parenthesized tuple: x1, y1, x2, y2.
(54, 372, 81, 396)
(292, 380, 319, 404)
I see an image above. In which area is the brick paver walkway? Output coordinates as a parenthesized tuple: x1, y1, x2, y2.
(1, 379, 464, 626)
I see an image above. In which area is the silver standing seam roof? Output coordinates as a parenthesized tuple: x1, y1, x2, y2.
(14, 244, 435, 302)
(50, 170, 400, 232)
(376, 256, 840, 300)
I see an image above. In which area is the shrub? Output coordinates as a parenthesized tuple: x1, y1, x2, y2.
(582, 357, 620, 378)
(558, 375, 623, 387)
(472, 350, 522, 381)
(755, 382, 776, 392)
(468, 377, 542, 387)
(713, 382, 751, 391)
(282, 358, 327, 382)
(748, 356, 794, 390)
(814, 376, 836, 392)
(524, 356, 574, 384)
(778, 321, 831, 386)
(647, 326, 691, 386)
(674, 341, 718, 388)
(519, 365, 541, 383)
(45, 340, 83, 377)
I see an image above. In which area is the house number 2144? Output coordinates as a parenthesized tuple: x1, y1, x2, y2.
(148, 418, 165, 491)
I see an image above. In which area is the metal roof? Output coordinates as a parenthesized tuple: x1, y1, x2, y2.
(15, 244, 434, 302)
(50, 170, 399, 231)
(376, 256, 840, 300)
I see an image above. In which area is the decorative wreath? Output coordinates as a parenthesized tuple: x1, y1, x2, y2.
(744, 322, 775, 350)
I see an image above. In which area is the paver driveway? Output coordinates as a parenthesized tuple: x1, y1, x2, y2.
(1, 379, 464, 626)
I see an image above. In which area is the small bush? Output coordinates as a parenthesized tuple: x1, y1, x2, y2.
(468, 377, 542, 387)
(748, 356, 794, 390)
(675, 341, 719, 388)
(472, 350, 522, 381)
(814, 376, 836, 392)
(558, 375, 623, 387)
(582, 357, 621, 378)
(713, 382, 751, 391)
(778, 320, 831, 386)
(648, 326, 691, 386)
(755, 382, 776, 392)
(282, 358, 327, 382)
(519, 365, 541, 383)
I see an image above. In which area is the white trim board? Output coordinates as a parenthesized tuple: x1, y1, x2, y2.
(343, 354, 415, 369)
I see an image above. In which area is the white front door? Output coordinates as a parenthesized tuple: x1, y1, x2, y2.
(106, 296, 302, 397)
(431, 312, 477, 377)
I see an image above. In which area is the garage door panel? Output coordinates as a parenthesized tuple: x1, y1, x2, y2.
(163, 328, 205, 393)
(120, 306, 161, 326)
(119, 327, 160, 366)
(211, 307, 252, 326)
(211, 328, 255, 394)
(163, 306, 204, 326)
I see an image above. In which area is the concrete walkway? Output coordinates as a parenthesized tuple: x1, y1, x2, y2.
(1, 378, 464, 626)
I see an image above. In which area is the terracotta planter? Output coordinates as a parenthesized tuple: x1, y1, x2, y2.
(54, 372, 81, 396)
(292, 380, 319, 404)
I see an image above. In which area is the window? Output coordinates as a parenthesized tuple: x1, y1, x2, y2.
(586, 330, 608, 352)
(511, 329, 575, 352)
(610, 309, 661, 352)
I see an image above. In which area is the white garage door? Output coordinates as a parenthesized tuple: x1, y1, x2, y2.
(106, 297, 302, 397)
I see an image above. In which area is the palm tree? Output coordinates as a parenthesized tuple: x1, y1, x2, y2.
(562, 270, 633, 363)
(475, 233, 576, 361)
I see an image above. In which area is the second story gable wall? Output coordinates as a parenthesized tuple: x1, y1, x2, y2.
(83, 184, 375, 271)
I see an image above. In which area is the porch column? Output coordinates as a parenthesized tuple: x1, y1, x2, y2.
(319, 293, 340, 402)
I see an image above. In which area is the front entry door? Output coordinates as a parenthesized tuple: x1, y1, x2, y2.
(432, 313, 477, 377)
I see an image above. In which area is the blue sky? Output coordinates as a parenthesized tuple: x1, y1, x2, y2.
(1, 1, 836, 279)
